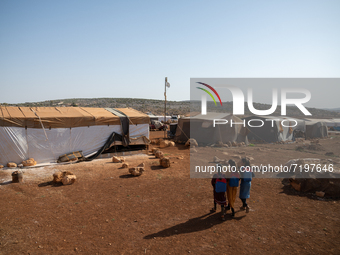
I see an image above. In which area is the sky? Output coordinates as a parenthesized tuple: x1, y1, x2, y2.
(0, 0, 339, 108)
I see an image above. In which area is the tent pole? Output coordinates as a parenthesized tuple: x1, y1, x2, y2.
(164, 77, 167, 138)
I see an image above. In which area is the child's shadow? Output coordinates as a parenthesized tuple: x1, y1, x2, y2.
(144, 212, 245, 239)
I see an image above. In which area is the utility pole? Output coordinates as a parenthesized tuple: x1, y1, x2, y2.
(164, 77, 170, 138)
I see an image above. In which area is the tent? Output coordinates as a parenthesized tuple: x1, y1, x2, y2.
(243, 116, 305, 143)
(0, 106, 149, 166)
(174, 112, 248, 145)
(305, 121, 328, 139)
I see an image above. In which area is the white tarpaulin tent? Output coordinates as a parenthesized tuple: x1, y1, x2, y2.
(174, 112, 249, 145)
(243, 116, 305, 143)
(0, 106, 149, 165)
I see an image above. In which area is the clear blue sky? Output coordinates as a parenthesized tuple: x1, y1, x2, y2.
(1, 0, 339, 107)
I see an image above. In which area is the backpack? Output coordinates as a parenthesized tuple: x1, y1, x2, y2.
(215, 178, 227, 193)
(229, 173, 239, 187)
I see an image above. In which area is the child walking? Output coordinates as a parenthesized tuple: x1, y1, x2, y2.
(226, 159, 240, 217)
(211, 164, 227, 220)
(239, 158, 255, 213)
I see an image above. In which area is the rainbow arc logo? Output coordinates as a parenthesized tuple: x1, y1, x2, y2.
(196, 82, 223, 106)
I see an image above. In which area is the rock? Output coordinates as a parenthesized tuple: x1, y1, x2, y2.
(216, 141, 223, 147)
(231, 155, 241, 159)
(169, 141, 175, 147)
(289, 179, 301, 191)
(122, 163, 129, 168)
(160, 157, 171, 168)
(177, 156, 184, 160)
(53, 172, 64, 183)
(185, 139, 198, 147)
(227, 141, 232, 147)
(246, 156, 254, 161)
(325, 152, 334, 156)
(152, 148, 159, 154)
(222, 152, 229, 156)
(231, 142, 237, 147)
(315, 191, 325, 197)
(18, 164, 23, 168)
(7, 162, 17, 168)
(62, 175, 76, 185)
(12, 171, 23, 183)
(129, 167, 144, 176)
(159, 140, 170, 148)
(137, 163, 145, 168)
(0, 165, 3, 169)
(112, 156, 124, 163)
(155, 151, 164, 158)
(191, 148, 197, 153)
(213, 156, 221, 163)
(22, 158, 37, 167)
(53, 171, 75, 183)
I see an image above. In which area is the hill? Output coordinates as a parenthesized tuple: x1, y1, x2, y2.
(2, 98, 340, 118)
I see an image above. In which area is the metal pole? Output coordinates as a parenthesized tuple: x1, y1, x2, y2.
(164, 77, 167, 138)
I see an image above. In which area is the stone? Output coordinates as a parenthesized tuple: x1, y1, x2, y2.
(231, 155, 241, 159)
(0, 165, 4, 169)
(7, 162, 17, 168)
(232, 142, 237, 147)
(216, 141, 223, 147)
(129, 167, 144, 176)
(159, 140, 170, 148)
(137, 163, 145, 168)
(53, 171, 75, 183)
(177, 156, 184, 160)
(213, 156, 221, 163)
(290, 179, 301, 191)
(62, 175, 76, 185)
(160, 157, 171, 168)
(122, 163, 129, 168)
(112, 156, 123, 163)
(53, 172, 64, 183)
(22, 158, 37, 167)
(246, 156, 254, 161)
(185, 139, 198, 147)
(152, 148, 159, 154)
(155, 151, 164, 158)
(169, 141, 175, 147)
(315, 191, 325, 197)
(12, 171, 23, 183)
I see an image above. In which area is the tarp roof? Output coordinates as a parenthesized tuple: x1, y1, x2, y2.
(0, 106, 149, 128)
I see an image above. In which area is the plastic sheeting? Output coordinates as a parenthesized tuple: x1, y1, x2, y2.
(175, 113, 249, 145)
(0, 124, 149, 165)
(0, 106, 150, 128)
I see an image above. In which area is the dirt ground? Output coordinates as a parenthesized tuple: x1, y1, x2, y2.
(1, 131, 340, 255)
